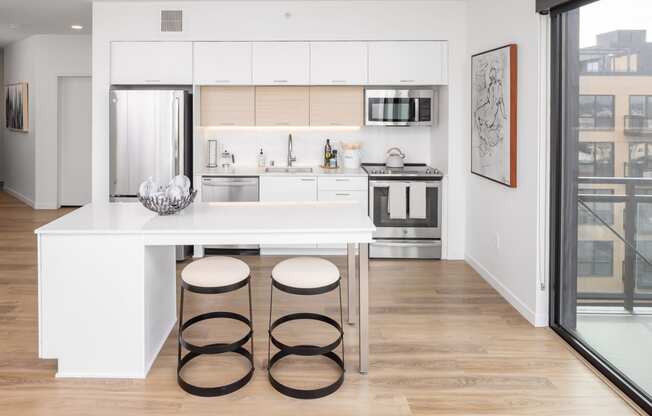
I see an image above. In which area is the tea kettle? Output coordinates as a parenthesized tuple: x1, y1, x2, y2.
(385, 147, 406, 168)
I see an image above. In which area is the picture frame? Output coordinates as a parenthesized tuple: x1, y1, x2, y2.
(5, 81, 29, 132)
(471, 44, 518, 188)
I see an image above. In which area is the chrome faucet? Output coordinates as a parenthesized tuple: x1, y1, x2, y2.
(287, 134, 297, 167)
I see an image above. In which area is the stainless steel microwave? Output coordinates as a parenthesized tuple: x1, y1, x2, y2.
(365, 89, 434, 126)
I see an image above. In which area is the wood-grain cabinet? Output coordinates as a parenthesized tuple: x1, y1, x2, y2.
(368, 41, 448, 85)
(111, 42, 193, 85)
(255, 86, 310, 126)
(200, 86, 255, 126)
(309, 86, 364, 127)
(193, 42, 252, 85)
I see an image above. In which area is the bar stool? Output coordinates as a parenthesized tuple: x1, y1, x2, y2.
(267, 257, 345, 399)
(177, 256, 254, 397)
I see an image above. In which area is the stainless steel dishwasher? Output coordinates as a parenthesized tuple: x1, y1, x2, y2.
(201, 176, 259, 251)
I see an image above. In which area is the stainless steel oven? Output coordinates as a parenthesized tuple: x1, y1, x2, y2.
(368, 177, 442, 259)
(365, 89, 434, 126)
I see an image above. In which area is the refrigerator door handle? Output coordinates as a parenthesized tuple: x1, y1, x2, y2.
(174, 96, 180, 175)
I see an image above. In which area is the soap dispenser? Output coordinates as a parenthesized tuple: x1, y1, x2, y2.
(257, 148, 266, 168)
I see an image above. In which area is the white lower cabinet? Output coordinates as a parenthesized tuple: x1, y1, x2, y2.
(260, 176, 318, 251)
(317, 176, 368, 250)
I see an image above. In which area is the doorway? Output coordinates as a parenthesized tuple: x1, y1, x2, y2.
(58, 76, 91, 206)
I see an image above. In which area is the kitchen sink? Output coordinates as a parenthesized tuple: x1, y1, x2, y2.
(265, 167, 314, 173)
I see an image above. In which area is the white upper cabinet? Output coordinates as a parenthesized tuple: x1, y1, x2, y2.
(310, 42, 368, 85)
(252, 42, 310, 85)
(368, 41, 448, 85)
(111, 42, 192, 85)
(193, 42, 252, 85)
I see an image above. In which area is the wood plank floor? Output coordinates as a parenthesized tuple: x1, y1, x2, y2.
(0, 191, 639, 415)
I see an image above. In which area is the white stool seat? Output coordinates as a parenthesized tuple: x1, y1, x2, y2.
(272, 257, 340, 289)
(182, 256, 250, 288)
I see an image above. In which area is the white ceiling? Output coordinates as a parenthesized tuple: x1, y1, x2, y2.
(0, 0, 463, 47)
(0, 0, 95, 46)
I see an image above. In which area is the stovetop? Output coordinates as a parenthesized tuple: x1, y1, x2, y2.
(362, 163, 443, 179)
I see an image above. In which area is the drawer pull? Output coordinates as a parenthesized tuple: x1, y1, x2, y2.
(399, 79, 415, 83)
(144, 79, 161, 83)
(301, 178, 315, 182)
(273, 80, 288, 83)
(214, 80, 230, 83)
(332, 80, 346, 83)
(336, 193, 351, 196)
(335, 179, 350, 181)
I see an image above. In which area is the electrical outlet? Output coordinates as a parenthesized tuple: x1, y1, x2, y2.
(496, 233, 500, 250)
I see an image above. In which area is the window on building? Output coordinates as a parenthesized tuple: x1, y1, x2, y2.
(578, 142, 615, 177)
(627, 143, 652, 177)
(579, 95, 615, 129)
(629, 95, 652, 117)
(635, 240, 652, 289)
(578, 188, 615, 225)
(578, 240, 614, 277)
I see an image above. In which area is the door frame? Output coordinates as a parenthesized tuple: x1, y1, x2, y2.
(547, 2, 652, 412)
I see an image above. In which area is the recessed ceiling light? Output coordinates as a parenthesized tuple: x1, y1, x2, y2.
(71, 25, 83, 30)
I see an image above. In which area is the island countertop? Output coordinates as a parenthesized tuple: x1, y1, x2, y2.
(36, 201, 375, 237)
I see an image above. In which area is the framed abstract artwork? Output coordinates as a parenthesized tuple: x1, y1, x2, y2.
(5, 82, 29, 132)
(471, 44, 517, 187)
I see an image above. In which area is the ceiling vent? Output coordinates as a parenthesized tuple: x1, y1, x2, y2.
(161, 10, 183, 32)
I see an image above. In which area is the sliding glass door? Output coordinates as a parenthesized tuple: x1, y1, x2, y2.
(550, 0, 652, 412)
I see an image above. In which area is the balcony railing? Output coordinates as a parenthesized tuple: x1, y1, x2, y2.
(578, 176, 652, 310)
(624, 115, 652, 136)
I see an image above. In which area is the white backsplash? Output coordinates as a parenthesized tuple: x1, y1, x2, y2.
(195, 126, 432, 170)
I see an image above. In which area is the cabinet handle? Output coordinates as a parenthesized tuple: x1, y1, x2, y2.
(399, 79, 415, 83)
(335, 179, 350, 181)
(336, 193, 351, 196)
(144, 79, 161, 83)
(273, 80, 288, 83)
(275, 122, 290, 126)
(301, 178, 315, 182)
(214, 80, 231, 83)
(332, 80, 346, 83)
(219, 122, 235, 126)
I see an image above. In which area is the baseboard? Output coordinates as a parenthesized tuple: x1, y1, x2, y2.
(55, 370, 146, 379)
(465, 254, 544, 327)
(4, 186, 35, 208)
(34, 202, 59, 210)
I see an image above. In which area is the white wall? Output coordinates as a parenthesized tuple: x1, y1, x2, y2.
(2, 35, 91, 208)
(33, 35, 91, 208)
(466, 0, 548, 325)
(3, 37, 37, 205)
(92, 0, 468, 259)
(197, 127, 434, 169)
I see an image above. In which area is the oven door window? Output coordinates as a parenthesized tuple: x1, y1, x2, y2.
(368, 98, 416, 123)
(372, 186, 438, 228)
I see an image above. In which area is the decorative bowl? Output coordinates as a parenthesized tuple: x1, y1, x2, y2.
(137, 190, 197, 216)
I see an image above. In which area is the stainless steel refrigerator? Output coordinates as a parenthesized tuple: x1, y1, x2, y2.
(109, 88, 193, 260)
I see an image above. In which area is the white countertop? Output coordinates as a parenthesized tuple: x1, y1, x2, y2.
(200, 165, 367, 177)
(35, 201, 375, 236)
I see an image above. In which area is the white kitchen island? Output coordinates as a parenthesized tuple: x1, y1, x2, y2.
(35, 201, 374, 378)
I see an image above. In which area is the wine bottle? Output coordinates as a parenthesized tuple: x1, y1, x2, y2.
(324, 139, 332, 166)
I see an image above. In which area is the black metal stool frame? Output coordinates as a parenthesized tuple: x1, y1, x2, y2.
(177, 275, 255, 397)
(267, 275, 345, 400)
